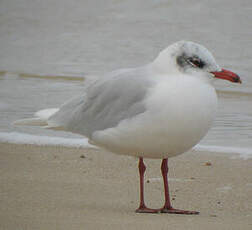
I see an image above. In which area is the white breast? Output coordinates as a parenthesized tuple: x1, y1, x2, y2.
(92, 75, 218, 159)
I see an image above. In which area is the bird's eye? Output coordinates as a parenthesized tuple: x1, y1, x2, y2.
(188, 57, 205, 68)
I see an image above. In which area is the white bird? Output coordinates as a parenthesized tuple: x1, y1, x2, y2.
(14, 41, 241, 214)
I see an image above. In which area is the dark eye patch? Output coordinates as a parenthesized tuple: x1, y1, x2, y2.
(188, 57, 205, 68)
(176, 53, 206, 70)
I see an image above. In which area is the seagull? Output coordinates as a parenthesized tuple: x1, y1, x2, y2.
(14, 41, 241, 214)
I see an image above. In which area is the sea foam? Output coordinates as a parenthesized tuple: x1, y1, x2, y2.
(194, 144, 252, 160)
(0, 132, 95, 149)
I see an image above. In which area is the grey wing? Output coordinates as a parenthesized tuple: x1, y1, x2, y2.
(48, 67, 152, 138)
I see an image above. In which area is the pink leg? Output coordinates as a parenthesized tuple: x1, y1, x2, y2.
(160, 158, 199, 214)
(135, 157, 159, 213)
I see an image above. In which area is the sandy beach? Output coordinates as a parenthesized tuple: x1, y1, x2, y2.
(0, 143, 251, 230)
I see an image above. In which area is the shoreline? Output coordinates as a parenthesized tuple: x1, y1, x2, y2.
(1, 131, 251, 160)
(0, 143, 251, 229)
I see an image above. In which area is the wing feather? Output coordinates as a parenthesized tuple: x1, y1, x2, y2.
(48, 67, 153, 137)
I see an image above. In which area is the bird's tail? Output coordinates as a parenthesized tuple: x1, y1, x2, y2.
(13, 108, 59, 128)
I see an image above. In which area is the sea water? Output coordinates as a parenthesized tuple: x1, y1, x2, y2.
(0, 0, 251, 157)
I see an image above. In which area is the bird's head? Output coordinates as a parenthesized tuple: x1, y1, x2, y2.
(153, 41, 241, 84)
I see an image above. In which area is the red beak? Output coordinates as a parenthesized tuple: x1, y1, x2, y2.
(211, 69, 241, 83)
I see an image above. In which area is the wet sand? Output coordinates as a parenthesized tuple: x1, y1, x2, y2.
(0, 143, 251, 230)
